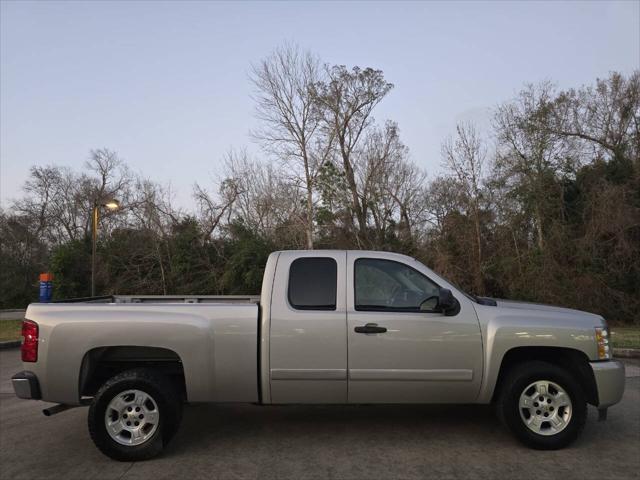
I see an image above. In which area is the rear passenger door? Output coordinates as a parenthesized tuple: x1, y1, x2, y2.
(269, 251, 347, 403)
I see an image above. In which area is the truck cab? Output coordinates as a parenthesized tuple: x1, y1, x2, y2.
(263, 250, 483, 405)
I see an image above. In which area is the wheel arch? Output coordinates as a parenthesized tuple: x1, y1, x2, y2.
(79, 346, 187, 401)
(491, 346, 598, 405)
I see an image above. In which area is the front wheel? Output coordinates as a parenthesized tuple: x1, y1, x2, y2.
(88, 368, 182, 461)
(497, 361, 587, 450)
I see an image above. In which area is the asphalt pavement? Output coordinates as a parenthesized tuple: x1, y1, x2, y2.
(0, 347, 638, 480)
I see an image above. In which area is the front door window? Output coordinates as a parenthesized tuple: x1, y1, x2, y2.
(354, 258, 440, 312)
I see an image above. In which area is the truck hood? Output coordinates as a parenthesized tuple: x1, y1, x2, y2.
(492, 299, 604, 323)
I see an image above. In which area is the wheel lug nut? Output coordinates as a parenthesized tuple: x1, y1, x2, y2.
(533, 402, 539, 407)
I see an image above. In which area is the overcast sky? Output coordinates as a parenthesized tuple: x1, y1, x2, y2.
(1, 0, 638, 209)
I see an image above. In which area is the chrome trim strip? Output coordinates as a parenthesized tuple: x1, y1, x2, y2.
(349, 369, 473, 381)
(271, 368, 347, 380)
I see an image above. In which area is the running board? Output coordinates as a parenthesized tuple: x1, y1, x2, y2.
(42, 399, 91, 416)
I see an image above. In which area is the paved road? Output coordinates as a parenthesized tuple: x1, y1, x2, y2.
(0, 310, 25, 321)
(1, 349, 638, 480)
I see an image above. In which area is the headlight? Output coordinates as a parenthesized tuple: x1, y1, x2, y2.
(595, 327, 611, 360)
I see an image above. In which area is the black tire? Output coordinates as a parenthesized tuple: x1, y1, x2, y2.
(497, 361, 587, 450)
(88, 368, 182, 461)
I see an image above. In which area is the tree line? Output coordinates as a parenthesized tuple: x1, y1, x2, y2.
(1, 45, 638, 324)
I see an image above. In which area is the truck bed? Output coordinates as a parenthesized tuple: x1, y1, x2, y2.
(24, 300, 260, 404)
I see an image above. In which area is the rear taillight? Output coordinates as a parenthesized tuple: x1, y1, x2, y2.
(21, 320, 38, 362)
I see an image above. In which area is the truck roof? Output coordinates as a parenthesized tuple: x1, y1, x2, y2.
(273, 249, 416, 263)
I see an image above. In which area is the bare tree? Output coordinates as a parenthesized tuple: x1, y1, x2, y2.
(493, 82, 575, 251)
(422, 175, 468, 283)
(441, 122, 487, 293)
(552, 72, 640, 166)
(12, 149, 135, 246)
(127, 179, 182, 294)
(221, 150, 307, 245)
(16, 165, 91, 243)
(313, 65, 393, 245)
(250, 44, 331, 249)
(194, 178, 242, 240)
(356, 122, 426, 248)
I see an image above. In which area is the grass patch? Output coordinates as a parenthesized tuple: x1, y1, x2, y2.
(610, 326, 640, 350)
(0, 319, 22, 342)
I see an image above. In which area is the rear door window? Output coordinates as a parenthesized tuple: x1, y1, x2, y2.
(288, 257, 337, 310)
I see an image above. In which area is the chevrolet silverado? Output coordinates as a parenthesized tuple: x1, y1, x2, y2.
(12, 250, 625, 460)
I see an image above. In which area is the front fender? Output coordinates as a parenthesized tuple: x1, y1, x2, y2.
(474, 304, 601, 403)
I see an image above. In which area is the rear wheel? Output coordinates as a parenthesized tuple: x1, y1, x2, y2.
(498, 361, 587, 449)
(88, 368, 182, 461)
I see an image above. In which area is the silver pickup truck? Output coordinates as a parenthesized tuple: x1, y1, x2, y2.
(12, 250, 625, 460)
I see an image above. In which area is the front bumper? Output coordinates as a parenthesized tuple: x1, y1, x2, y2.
(12, 371, 41, 399)
(590, 360, 625, 408)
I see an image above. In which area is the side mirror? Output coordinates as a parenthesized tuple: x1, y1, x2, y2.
(438, 288, 460, 316)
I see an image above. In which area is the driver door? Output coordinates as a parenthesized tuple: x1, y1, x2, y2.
(346, 253, 483, 404)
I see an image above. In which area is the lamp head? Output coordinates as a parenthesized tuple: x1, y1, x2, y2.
(102, 199, 120, 210)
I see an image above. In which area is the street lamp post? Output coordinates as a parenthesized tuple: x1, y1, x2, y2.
(91, 199, 120, 296)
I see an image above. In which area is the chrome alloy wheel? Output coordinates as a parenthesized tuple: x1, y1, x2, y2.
(104, 389, 160, 446)
(519, 380, 572, 436)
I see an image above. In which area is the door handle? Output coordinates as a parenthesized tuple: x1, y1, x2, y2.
(354, 323, 387, 334)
